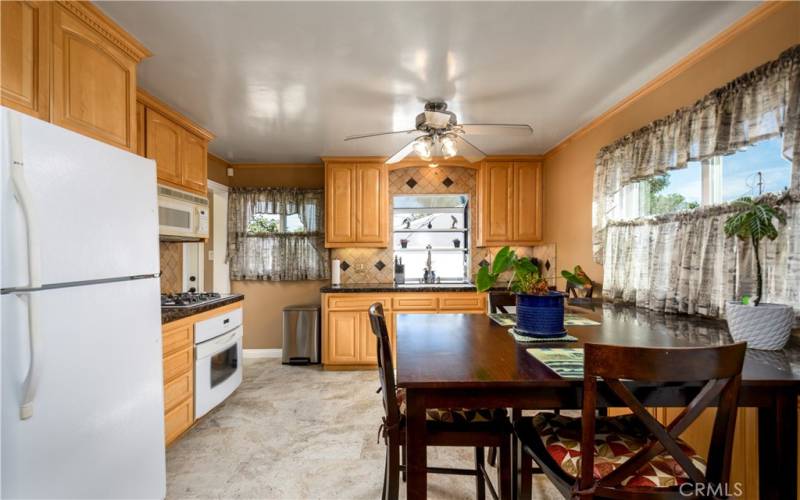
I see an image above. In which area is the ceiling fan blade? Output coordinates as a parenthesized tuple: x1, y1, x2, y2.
(454, 135, 487, 163)
(458, 123, 533, 136)
(344, 129, 419, 141)
(385, 137, 421, 164)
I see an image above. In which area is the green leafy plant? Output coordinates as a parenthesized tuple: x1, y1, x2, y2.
(723, 197, 787, 306)
(561, 265, 592, 289)
(476, 246, 550, 294)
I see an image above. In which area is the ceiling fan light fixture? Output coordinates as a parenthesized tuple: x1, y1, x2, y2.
(428, 162, 439, 168)
(440, 134, 457, 159)
(413, 136, 433, 160)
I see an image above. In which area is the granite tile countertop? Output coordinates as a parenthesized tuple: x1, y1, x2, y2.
(320, 283, 480, 293)
(161, 294, 244, 324)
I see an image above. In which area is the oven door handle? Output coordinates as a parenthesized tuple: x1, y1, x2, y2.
(196, 327, 242, 359)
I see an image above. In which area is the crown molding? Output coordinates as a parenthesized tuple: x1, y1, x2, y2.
(137, 89, 215, 141)
(543, 1, 789, 161)
(58, 1, 152, 61)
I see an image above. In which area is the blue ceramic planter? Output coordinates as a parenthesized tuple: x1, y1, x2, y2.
(515, 292, 567, 337)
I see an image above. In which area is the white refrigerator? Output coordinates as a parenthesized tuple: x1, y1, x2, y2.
(1, 107, 166, 498)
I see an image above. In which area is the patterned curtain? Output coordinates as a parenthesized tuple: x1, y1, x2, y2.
(227, 188, 329, 281)
(602, 192, 800, 319)
(593, 45, 800, 264)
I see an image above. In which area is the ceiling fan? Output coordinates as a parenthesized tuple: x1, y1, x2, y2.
(344, 101, 533, 164)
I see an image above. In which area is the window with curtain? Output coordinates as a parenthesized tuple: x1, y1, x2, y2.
(227, 188, 329, 281)
(593, 45, 800, 319)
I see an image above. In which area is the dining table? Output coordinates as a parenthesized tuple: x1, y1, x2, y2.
(394, 302, 800, 500)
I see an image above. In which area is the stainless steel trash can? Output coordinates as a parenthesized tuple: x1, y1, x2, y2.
(282, 304, 321, 364)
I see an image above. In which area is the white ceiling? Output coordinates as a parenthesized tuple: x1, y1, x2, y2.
(98, 1, 757, 163)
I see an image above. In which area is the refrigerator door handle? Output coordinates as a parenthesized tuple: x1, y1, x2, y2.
(9, 111, 43, 420)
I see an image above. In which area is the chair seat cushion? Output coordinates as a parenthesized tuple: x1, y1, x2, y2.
(530, 412, 707, 488)
(396, 388, 506, 424)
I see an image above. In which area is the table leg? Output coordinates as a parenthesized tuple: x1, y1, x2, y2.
(758, 392, 797, 500)
(511, 408, 521, 500)
(406, 389, 427, 500)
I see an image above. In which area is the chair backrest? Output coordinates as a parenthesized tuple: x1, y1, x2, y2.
(368, 303, 401, 427)
(579, 342, 747, 494)
(489, 292, 516, 314)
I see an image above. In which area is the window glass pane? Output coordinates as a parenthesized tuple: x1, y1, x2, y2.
(400, 251, 467, 281)
(247, 213, 280, 233)
(646, 162, 702, 215)
(720, 138, 792, 202)
(285, 213, 305, 233)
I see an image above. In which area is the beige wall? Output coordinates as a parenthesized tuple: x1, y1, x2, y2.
(232, 280, 327, 348)
(225, 163, 327, 349)
(542, 2, 800, 288)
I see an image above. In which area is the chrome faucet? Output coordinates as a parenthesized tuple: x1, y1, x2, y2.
(422, 244, 437, 284)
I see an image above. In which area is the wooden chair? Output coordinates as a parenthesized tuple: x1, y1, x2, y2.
(368, 303, 513, 500)
(489, 292, 517, 314)
(515, 342, 747, 499)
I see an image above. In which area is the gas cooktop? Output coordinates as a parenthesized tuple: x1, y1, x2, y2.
(161, 292, 227, 308)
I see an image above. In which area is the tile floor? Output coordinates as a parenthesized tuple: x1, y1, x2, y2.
(166, 358, 561, 499)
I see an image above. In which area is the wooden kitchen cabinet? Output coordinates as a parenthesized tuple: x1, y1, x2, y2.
(161, 320, 194, 446)
(139, 90, 214, 195)
(478, 159, 543, 246)
(324, 159, 388, 248)
(1, 0, 50, 120)
(322, 292, 486, 368)
(2, 1, 149, 152)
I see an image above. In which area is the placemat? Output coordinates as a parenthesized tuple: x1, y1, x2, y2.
(508, 328, 578, 343)
(526, 348, 584, 378)
(490, 313, 600, 327)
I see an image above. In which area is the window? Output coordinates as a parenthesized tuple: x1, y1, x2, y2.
(621, 137, 791, 220)
(247, 213, 306, 234)
(393, 194, 469, 282)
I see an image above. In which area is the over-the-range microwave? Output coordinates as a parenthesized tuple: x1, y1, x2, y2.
(158, 185, 209, 241)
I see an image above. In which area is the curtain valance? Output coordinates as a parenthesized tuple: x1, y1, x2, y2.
(227, 187, 329, 281)
(593, 44, 800, 264)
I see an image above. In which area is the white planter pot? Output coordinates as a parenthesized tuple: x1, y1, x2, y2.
(725, 302, 794, 351)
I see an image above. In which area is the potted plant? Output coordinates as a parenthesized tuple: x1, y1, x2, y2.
(453, 238, 461, 248)
(476, 247, 566, 337)
(400, 238, 409, 249)
(723, 196, 793, 350)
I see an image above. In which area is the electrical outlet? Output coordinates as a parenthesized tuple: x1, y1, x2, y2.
(208, 250, 214, 261)
(355, 263, 366, 273)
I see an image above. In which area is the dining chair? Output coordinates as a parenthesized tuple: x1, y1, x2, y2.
(488, 291, 516, 314)
(515, 342, 747, 499)
(368, 303, 513, 500)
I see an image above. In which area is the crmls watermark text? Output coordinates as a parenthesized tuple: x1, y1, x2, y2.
(679, 483, 744, 497)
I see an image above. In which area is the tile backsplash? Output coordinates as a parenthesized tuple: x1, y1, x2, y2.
(331, 165, 556, 285)
(159, 242, 183, 293)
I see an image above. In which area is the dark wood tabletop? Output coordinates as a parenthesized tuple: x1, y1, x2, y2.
(395, 305, 800, 389)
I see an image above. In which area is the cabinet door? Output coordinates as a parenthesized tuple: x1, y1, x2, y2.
(325, 163, 356, 245)
(481, 161, 514, 244)
(51, 3, 136, 151)
(146, 108, 182, 185)
(327, 311, 360, 364)
(355, 163, 387, 244)
(358, 312, 378, 364)
(181, 130, 207, 194)
(1, 1, 50, 120)
(513, 161, 542, 243)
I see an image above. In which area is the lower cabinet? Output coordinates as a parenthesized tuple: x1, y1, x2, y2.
(162, 321, 194, 446)
(322, 292, 486, 367)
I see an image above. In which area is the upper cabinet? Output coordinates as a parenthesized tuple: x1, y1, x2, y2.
(324, 160, 388, 248)
(138, 90, 214, 195)
(1, 1, 150, 152)
(1, 1, 50, 120)
(478, 159, 543, 246)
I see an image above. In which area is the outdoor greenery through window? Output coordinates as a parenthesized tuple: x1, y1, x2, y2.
(393, 194, 469, 282)
(631, 137, 792, 218)
(247, 213, 306, 234)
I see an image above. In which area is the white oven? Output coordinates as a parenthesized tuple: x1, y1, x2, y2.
(158, 185, 209, 241)
(194, 308, 243, 418)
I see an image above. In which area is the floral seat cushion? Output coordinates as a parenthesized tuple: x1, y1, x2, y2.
(532, 412, 707, 488)
(396, 388, 506, 424)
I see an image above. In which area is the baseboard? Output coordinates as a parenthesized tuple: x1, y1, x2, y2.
(243, 349, 282, 359)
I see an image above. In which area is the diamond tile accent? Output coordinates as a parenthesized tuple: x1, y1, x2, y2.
(442, 177, 454, 188)
(406, 177, 418, 189)
(340, 260, 350, 271)
(545, 260, 551, 271)
(479, 259, 489, 268)
(374, 260, 386, 271)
